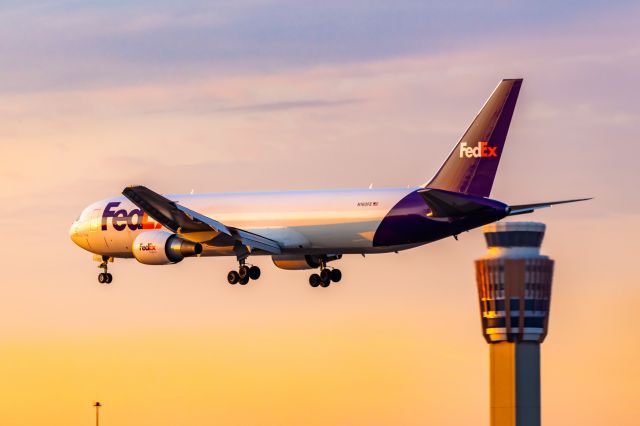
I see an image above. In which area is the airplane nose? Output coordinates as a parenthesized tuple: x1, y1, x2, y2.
(70, 220, 90, 250)
(69, 221, 80, 244)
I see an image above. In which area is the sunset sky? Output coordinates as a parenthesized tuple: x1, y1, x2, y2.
(1, 1, 639, 425)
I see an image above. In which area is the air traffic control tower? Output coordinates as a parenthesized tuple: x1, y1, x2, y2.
(475, 222, 554, 426)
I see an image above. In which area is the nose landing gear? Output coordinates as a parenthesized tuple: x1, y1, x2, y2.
(98, 272, 112, 284)
(97, 256, 113, 284)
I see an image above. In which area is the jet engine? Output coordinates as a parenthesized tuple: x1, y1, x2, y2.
(272, 254, 341, 270)
(132, 231, 203, 265)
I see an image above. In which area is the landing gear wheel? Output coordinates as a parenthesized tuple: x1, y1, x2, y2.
(239, 276, 250, 285)
(248, 266, 261, 280)
(320, 268, 331, 283)
(330, 269, 342, 283)
(309, 274, 321, 287)
(320, 278, 331, 288)
(97, 256, 113, 285)
(227, 270, 240, 284)
(239, 265, 250, 279)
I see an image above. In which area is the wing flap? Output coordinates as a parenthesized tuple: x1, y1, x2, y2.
(175, 204, 232, 236)
(235, 229, 283, 254)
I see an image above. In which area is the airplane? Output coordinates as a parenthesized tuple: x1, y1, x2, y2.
(69, 78, 589, 287)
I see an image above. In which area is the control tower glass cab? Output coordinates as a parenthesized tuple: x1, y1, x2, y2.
(476, 222, 553, 344)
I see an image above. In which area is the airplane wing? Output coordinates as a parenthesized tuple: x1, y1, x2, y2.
(508, 198, 592, 216)
(122, 185, 282, 254)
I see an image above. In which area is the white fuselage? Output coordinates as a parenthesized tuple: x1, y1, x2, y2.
(70, 188, 418, 258)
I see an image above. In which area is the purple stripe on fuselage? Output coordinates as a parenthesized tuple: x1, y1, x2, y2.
(372, 190, 508, 247)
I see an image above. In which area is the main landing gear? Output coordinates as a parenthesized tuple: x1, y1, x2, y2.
(227, 261, 261, 285)
(309, 266, 342, 288)
(97, 256, 113, 284)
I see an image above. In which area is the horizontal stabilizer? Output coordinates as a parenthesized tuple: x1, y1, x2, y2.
(508, 198, 592, 216)
(417, 188, 499, 218)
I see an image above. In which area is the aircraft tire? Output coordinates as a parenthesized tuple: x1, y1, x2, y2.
(239, 276, 250, 285)
(239, 265, 250, 279)
(309, 274, 321, 287)
(249, 266, 261, 280)
(320, 279, 331, 288)
(227, 270, 240, 285)
(320, 268, 331, 282)
(105, 273, 113, 284)
(98, 273, 107, 284)
(330, 269, 342, 283)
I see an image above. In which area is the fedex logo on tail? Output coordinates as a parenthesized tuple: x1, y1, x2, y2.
(459, 141, 497, 158)
(102, 202, 162, 231)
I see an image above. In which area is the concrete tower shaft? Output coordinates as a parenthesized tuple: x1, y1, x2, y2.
(476, 222, 554, 344)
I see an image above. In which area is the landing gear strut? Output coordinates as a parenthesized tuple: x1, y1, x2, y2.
(309, 259, 342, 288)
(227, 260, 261, 285)
(97, 256, 113, 284)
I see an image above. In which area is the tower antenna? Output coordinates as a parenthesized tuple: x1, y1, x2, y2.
(93, 401, 102, 426)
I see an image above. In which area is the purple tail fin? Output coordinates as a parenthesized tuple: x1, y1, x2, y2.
(426, 78, 522, 197)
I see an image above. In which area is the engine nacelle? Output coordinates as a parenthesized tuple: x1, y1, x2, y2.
(271, 254, 341, 270)
(132, 231, 202, 265)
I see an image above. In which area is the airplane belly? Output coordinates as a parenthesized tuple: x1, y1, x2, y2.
(289, 220, 380, 249)
(196, 220, 379, 256)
